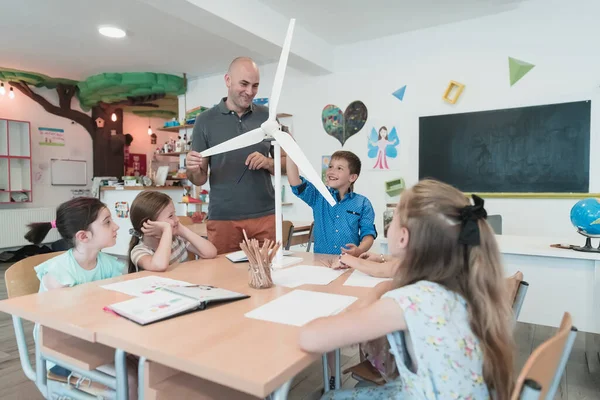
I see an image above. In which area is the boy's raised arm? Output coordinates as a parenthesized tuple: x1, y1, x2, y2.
(286, 152, 302, 186)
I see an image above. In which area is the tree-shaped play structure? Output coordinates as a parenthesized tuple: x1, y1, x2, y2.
(0, 68, 185, 177)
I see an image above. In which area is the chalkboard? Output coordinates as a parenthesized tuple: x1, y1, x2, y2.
(419, 101, 591, 193)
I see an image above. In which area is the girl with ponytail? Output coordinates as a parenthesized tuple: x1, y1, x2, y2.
(25, 197, 138, 400)
(24, 197, 124, 292)
(299, 179, 515, 400)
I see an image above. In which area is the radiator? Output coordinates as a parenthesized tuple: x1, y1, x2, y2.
(0, 208, 60, 249)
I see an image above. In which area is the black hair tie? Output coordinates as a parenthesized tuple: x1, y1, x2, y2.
(129, 228, 142, 239)
(458, 194, 487, 246)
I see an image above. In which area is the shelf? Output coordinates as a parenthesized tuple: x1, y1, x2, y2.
(146, 367, 256, 400)
(40, 327, 114, 371)
(0, 158, 7, 191)
(7, 155, 31, 159)
(277, 113, 293, 118)
(100, 186, 185, 191)
(155, 152, 188, 157)
(158, 124, 194, 132)
(0, 155, 31, 159)
(9, 158, 31, 192)
(0, 119, 32, 201)
(0, 120, 6, 155)
(8, 120, 31, 157)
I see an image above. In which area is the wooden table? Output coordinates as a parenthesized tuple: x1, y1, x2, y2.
(0, 252, 376, 399)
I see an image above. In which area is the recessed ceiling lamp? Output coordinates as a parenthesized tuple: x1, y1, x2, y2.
(98, 26, 126, 38)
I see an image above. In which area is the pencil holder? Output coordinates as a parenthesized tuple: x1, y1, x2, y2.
(239, 233, 281, 289)
(247, 259, 273, 289)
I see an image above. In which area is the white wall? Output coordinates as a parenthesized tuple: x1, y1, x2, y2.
(183, 0, 600, 244)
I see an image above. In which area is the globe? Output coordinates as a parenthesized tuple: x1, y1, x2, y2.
(570, 198, 600, 236)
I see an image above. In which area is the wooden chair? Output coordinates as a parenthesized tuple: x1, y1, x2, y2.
(306, 222, 315, 252)
(5, 252, 64, 299)
(511, 312, 577, 400)
(5, 252, 64, 396)
(282, 220, 294, 250)
(383, 312, 577, 399)
(487, 214, 503, 235)
(346, 272, 531, 386)
(5, 252, 122, 399)
(178, 216, 199, 261)
(178, 215, 194, 226)
(507, 271, 529, 321)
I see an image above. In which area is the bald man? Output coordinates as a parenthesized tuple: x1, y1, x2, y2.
(186, 57, 286, 255)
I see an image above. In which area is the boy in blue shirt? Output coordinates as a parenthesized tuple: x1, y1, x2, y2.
(287, 150, 377, 257)
(288, 149, 377, 389)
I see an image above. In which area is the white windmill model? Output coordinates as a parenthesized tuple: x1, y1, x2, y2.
(200, 18, 336, 267)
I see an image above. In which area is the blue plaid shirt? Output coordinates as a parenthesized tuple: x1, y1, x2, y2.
(291, 177, 377, 255)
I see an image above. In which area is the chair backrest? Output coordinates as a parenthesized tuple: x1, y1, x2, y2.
(178, 216, 194, 226)
(506, 271, 529, 321)
(306, 222, 315, 252)
(511, 312, 577, 400)
(487, 214, 503, 234)
(507, 271, 524, 304)
(282, 220, 294, 250)
(5, 252, 65, 298)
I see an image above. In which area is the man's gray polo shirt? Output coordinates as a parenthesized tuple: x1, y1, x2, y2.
(191, 97, 275, 221)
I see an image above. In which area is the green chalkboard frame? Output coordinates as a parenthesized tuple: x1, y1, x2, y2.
(463, 192, 600, 199)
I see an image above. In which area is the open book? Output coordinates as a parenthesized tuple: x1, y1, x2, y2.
(106, 285, 250, 326)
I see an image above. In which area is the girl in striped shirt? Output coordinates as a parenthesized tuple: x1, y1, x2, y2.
(128, 191, 217, 273)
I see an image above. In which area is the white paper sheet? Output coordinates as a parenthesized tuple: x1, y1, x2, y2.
(245, 289, 357, 326)
(101, 276, 194, 297)
(343, 270, 392, 288)
(271, 265, 346, 288)
(226, 249, 294, 263)
(271, 256, 303, 268)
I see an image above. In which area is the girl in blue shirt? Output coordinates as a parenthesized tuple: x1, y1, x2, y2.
(25, 197, 136, 398)
(25, 197, 124, 290)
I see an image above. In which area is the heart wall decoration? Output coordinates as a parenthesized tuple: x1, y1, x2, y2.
(321, 100, 368, 146)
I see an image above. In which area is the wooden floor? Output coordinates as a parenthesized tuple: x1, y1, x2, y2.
(0, 262, 598, 399)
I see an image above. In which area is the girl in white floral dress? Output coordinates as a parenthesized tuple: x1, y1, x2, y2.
(299, 179, 516, 400)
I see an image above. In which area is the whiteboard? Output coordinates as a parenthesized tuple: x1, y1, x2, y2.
(51, 159, 88, 186)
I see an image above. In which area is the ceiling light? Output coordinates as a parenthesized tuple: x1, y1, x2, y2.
(8, 87, 14, 99)
(98, 26, 126, 38)
(148, 125, 152, 135)
(0, 83, 5, 96)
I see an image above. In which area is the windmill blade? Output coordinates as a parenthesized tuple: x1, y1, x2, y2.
(200, 127, 265, 157)
(271, 129, 336, 207)
(268, 19, 295, 122)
